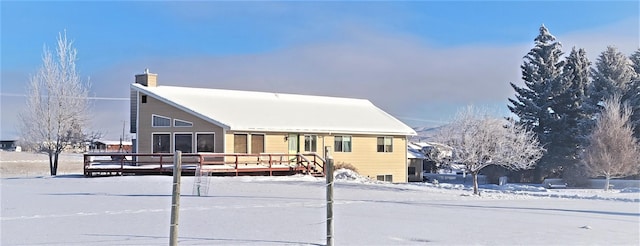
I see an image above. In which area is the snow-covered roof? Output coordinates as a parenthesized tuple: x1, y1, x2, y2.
(132, 84, 416, 135)
(407, 149, 427, 159)
(96, 140, 133, 146)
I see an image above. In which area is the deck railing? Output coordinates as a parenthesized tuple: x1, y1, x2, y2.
(83, 152, 325, 177)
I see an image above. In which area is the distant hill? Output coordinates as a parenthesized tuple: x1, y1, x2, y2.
(411, 125, 444, 142)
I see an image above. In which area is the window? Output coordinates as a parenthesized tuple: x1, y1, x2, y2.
(377, 137, 393, 152)
(152, 115, 171, 127)
(234, 134, 248, 153)
(334, 136, 352, 152)
(152, 133, 170, 153)
(376, 175, 393, 182)
(408, 167, 416, 175)
(251, 134, 265, 154)
(196, 133, 215, 152)
(175, 133, 193, 153)
(174, 119, 193, 127)
(304, 135, 317, 152)
(141, 95, 147, 103)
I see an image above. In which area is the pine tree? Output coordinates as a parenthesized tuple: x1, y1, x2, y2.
(587, 46, 639, 140)
(553, 47, 591, 147)
(627, 49, 640, 139)
(508, 24, 564, 181)
(553, 47, 592, 185)
(630, 49, 640, 74)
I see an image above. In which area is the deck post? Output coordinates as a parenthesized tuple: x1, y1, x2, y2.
(169, 151, 182, 246)
(325, 146, 334, 246)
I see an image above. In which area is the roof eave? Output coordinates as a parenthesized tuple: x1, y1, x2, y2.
(131, 84, 232, 130)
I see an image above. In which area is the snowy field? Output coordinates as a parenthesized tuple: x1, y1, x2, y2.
(2, 168, 639, 246)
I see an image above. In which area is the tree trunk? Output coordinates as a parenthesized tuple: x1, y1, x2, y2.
(472, 171, 479, 195)
(604, 175, 610, 191)
(52, 152, 59, 176)
(48, 152, 55, 176)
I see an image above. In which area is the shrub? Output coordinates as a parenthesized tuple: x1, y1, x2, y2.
(334, 162, 358, 173)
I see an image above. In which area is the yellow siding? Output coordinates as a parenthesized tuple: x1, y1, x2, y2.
(223, 132, 407, 182)
(225, 132, 289, 154)
(265, 133, 289, 153)
(330, 135, 407, 183)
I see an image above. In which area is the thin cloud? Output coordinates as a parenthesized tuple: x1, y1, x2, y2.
(0, 93, 128, 101)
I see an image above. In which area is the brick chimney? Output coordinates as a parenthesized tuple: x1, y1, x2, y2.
(135, 68, 157, 87)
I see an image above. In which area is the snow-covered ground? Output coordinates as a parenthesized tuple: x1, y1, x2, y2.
(1, 170, 639, 245)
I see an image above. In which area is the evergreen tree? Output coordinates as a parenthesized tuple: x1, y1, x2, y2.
(630, 49, 640, 74)
(627, 49, 640, 139)
(587, 46, 639, 140)
(553, 47, 592, 185)
(508, 25, 564, 181)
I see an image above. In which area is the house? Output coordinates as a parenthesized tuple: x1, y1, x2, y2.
(0, 140, 19, 151)
(407, 142, 428, 182)
(129, 70, 416, 182)
(412, 141, 454, 174)
(90, 140, 133, 153)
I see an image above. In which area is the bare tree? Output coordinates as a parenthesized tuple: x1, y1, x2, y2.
(19, 31, 90, 176)
(437, 107, 545, 195)
(582, 95, 640, 190)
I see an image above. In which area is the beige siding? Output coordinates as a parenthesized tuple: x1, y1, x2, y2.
(137, 93, 225, 153)
(225, 132, 408, 183)
(330, 135, 407, 183)
(225, 132, 289, 154)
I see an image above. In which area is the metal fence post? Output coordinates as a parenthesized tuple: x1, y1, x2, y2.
(325, 146, 334, 246)
(170, 151, 182, 246)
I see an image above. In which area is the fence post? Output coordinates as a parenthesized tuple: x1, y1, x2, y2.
(325, 146, 334, 246)
(169, 151, 182, 246)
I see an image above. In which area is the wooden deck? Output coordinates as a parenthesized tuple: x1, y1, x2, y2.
(83, 152, 325, 177)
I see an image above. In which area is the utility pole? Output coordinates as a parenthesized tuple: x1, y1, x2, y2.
(325, 146, 334, 246)
(169, 151, 182, 246)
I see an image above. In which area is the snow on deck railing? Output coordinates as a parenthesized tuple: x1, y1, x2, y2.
(83, 152, 325, 177)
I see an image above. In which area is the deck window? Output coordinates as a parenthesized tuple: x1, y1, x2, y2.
(304, 135, 317, 152)
(377, 137, 393, 152)
(196, 133, 215, 152)
(152, 115, 171, 127)
(175, 133, 193, 153)
(251, 134, 265, 154)
(152, 133, 170, 153)
(174, 119, 193, 127)
(234, 134, 248, 153)
(334, 136, 352, 152)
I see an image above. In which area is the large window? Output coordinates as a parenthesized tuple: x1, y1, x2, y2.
(334, 136, 352, 152)
(175, 133, 193, 153)
(152, 133, 170, 153)
(377, 137, 393, 152)
(197, 133, 215, 152)
(251, 134, 265, 154)
(304, 135, 317, 152)
(234, 134, 248, 153)
(152, 115, 171, 127)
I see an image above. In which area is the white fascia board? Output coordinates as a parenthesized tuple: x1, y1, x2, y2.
(230, 126, 416, 136)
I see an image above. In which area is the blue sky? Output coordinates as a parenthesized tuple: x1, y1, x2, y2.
(1, 1, 639, 139)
